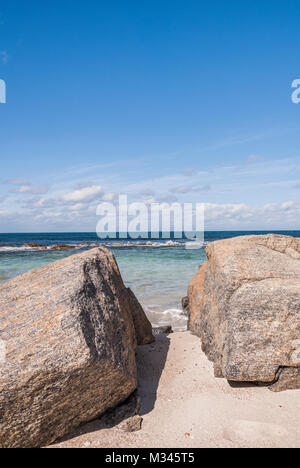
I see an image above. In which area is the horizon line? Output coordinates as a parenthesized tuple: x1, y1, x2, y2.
(1, 229, 300, 235)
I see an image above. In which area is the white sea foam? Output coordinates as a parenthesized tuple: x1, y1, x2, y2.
(104, 240, 183, 248)
(0, 244, 94, 253)
(0, 246, 33, 252)
(145, 305, 188, 332)
(185, 240, 205, 250)
(0, 239, 207, 253)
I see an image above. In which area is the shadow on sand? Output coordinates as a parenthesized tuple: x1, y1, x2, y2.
(136, 333, 171, 415)
(52, 333, 170, 444)
(228, 380, 266, 389)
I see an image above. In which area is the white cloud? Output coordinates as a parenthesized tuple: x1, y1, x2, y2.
(193, 185, 211, 192)
(170, 185, 190, 194)
(5, 180, 50, 195)
(12, 184, 50, 195)
(0, 209, 11, 217)
(67, 203, 86, 212)
(155, 194, 178, 203)
(101, 192, 117, 202)
(246, 154, 264, 164)
(140, 188, 156, 197)
(180, 168, 198, 177)
(0, 51, 9, 64)
(142, 194, 178, 204)
(75, 181, 97, 189)
(62, 185, 102, 203)
(1, 196, 300, 231)
(3, 154, 300, 232)
(170, 184, 211, 194)
(204, 201, 300, 229)
(5, 179, 29, 185)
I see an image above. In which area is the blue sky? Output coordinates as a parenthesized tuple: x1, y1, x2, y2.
(0, 0, 300, 232)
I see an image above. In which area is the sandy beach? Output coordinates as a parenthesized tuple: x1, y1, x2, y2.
(51, 332, 300, 449)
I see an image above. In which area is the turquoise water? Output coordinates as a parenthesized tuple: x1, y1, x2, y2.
(1, 231, 300, 330)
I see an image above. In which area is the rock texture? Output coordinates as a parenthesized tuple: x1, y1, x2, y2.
(0, 247, 153, 448)
(126, 288, 154, 345)
(188, 234, 300, 391)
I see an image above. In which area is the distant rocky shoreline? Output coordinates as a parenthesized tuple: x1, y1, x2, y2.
(0, 240, 190, 252)
(0, 242, 96, 251)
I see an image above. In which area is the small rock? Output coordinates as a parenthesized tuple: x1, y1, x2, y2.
(152, 326, 173, 335)
(49, 244, 74, 251)
(24, 243, 42, 248)
(117, 415, 143, 433)
(181, 296, 190, 316)
(101, 390, 141, 428)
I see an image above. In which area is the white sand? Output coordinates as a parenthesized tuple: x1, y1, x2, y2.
(52, 332, 300, 448)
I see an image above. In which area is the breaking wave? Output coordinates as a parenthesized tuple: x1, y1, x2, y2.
(0, 239, 206, 253)
(144, 305, 188, 332)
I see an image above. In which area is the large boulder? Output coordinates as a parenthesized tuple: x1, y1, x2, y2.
(188, 234, 300, 391)
(0, 247, 153, 448)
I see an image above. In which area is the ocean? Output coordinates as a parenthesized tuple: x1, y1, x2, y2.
(1, 231, 299, 331)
